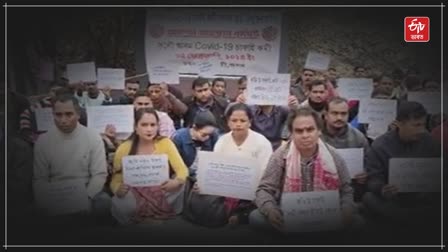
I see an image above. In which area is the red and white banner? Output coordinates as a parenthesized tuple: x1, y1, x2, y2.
(145, 9, 282, 76)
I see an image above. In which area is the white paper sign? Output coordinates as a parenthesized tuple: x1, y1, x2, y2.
(366, 122, 388, 140)
(197, 151, 259, 200)
(34, 107, 54, 132)
(66, 62, 97, 84)
(358, 99, 397, 125)
(304, 51, 331, 71)
(335, 148, 364, 178)
(34, 180, 89, 216)
(389, 158, 441, 192)
(198, 62, 216, 79)
(407, 92, 441, 114)
(122, 154, 170, 187)
(145, 10, 282, 76)
(148, 64, 180, 85)
(281, 190, 343, 233)
(336, 78, 374, 100)
(97, 68, 126, 90)
(246, 74, 290, 106)
(87, 105, 134, 133)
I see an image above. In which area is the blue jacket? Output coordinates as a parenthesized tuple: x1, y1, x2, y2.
(171, 128, 219, 176)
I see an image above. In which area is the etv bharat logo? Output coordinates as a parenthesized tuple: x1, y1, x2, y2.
(404, 17, 430, 42)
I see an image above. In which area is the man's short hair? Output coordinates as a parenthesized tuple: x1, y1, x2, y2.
(52, 94, 81, 114)
(192, 77, 210, 89)
(324, 97, 348, 111)
(134, 90, 149, 99)
(396, 101, 427, 122)
(309, 79, 327, 90)
(212, 77, 226, 87)
(287, 107, 323, 132)
(237, 76, 247, 85)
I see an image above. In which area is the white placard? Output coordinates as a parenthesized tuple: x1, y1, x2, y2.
(358, 99, 397, 125)
(145, 10, 282, 76)
(389, 158, 441, 192)
(197, 151, 259, 200)
(34, 180, 89, 216)
(336, 78, 374, 100)
(148, 64, 180, 85)
(304, 51, 331, 71)
(281, 190, 343, 233)
(87, 105, 134, 133)
(34, 107, 54, 132)
(246, 74, 290, 106)
(66, 62, 97, 84)
(335, 148, 364, 178)
(407, 92, 441, 114)
(198, 61, 216, 79)
(97, 68, 126, 90)
(122, 154, 170, 187)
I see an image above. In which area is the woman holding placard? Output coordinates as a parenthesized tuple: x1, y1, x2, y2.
(110, 108, 188, 225)
(251, 107, 355, 233)
(183, 103, 273, 227)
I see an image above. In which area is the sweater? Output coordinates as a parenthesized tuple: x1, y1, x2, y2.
(365, 130, 441, 195)
(213, 129, 273, 181)
(33, 123, 108, 198)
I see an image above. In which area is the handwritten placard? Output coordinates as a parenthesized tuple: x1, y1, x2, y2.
(97, 68, 126, 90)
(246, 74, 290, 106)
(304, 51, 331, 71)
(281, 190, 343, 233)
(358, 99, 397, 125)
(34, 107, 54, 132)
(122, 154, 169, 187)
(148, 64, 180, 85)
(407, 92, 441, 114)
(197, 151, 259, 200)
(336, 78, 374, 100)
(34, 180, 89, 216)
(66, 62, 97, 84)
(87, 105, 134, 133)
(389, 158, 441, 192)
(335, 148, 364, 178)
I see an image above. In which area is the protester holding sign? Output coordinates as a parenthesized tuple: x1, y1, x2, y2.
(107, 80, 140, 105)
(110, 108, 188, 225)
(363, 101, 441, 226)
(147, 83, 188, 123)
(183, 77, 230, 134)
(321, 97, 370, 202)
(185, 103, 272, 227)
(252, 107, 355, 232)
(291, 68, 316, 103)
(74, 81, 113, 107)
(102, 90, 176, 149)
(101, 91, 176, 191)
(33, 94, 111, 220)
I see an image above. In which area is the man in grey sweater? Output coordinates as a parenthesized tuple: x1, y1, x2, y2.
(321, 97, 370, 202)
(33, 94, 111, 221)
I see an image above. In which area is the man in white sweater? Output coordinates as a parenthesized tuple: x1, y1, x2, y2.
(33, 94, 111, 220)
